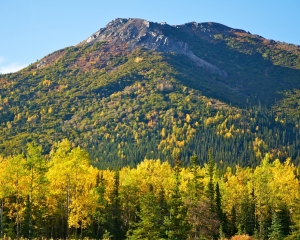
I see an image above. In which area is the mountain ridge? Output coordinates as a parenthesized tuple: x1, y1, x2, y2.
(1, 18, 300, 167)
(78, 18, 228, 76)
(35, 18, 300, 107)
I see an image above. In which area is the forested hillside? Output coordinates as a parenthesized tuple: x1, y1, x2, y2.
(1, 19, 300, 169)
(0, 141, 299, 239)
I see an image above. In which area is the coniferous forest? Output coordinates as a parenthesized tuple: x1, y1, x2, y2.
(0, 139, 300, 239)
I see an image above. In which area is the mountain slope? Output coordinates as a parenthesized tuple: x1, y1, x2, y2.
(1, 18, 300, 167)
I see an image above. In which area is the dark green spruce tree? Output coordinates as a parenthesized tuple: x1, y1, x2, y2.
(269, 211, 284, 240)
(239, 190, 256, 235)
(93, 172, 107, 239)
(107, 170, 124, 240)
(207, 148, 215, 211)
(215, 182, 228, 238)
(128, 185, 166, 239)
(164, 154, 190, 240)
(158, 187, 168, 234)
(277, 204, 291, 236)
(228, 205, 237, 237)
(189, 154, 203, 201)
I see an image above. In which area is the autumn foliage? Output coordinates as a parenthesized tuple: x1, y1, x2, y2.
(0, 140, 299, 239)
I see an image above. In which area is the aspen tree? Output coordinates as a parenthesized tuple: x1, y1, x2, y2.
(23, 143, 48, 239)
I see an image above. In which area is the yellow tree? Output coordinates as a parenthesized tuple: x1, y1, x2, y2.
(4, 154, 27, 238)
(268, 158, 298, 236)
(268, 158, 298, 208)
(0, 156, 9, 238)
(46, 139, 94, 238)
(119, 160, 173, 234)
(252, 156, 298, 238)
(23, 143, 48, 238)
(253, 154, 273, 239)
(123, 159, 174, 196)
(222, 166, 255, 235)
(68, 165, 99, 237)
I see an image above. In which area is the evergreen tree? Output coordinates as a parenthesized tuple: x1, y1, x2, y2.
(286, 199, 300, 240)
(164, 154, 190, 239)
(228, 205, 237, 237)
(215, 182, 228, 237)
(93, 172, 107, 238)
(128, 185, 166, 239)
(277, 204, 291, 236)
(240, 190, 256, 235)
(189, 154, 203, 201)
(207, 148, 215, 210)
(108, 171, 124, 240)
(158, 187, 168, 232)
(269, 211, 284, 240)
(102, 230, 113, 240)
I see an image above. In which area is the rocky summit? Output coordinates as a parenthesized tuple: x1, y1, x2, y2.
(81, 18, 231, 76)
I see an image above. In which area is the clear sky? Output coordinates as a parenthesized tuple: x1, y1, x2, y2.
(1, 0, 299, 74)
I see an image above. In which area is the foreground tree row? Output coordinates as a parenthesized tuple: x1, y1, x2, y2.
(0, 139, 300, 239)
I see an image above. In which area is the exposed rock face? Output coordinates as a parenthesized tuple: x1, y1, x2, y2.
(80, 18, 227, 76)
(82, 18, 172, 51)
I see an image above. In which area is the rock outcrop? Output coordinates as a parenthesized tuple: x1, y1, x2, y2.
(80, 18, 227, 76)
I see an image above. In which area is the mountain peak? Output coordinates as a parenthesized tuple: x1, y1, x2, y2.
(81, 18, 168, 49)
(80, 18, 227, 76)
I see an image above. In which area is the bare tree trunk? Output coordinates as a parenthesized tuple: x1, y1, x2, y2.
(28, 168, 34, 240)
(16, 173, 20, 240)
(66, 175, 70, 239)
(0, 198, 3, 239)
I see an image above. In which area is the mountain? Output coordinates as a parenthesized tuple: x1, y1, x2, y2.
(1, 18, 300, 168)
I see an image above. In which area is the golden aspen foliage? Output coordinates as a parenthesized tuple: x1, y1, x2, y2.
(222, 166, 253, 214)
(3, 155, 28, 236)
(121, 159, 174, 197)
(42, 79, 51, 87)
(46, 139, 96, 230)
(268, 158, 298, 207)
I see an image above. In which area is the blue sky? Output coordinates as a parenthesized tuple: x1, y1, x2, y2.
(1, 0, 299, 74)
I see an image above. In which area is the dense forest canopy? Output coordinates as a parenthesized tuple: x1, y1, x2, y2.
(0, 140, 300, 239)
